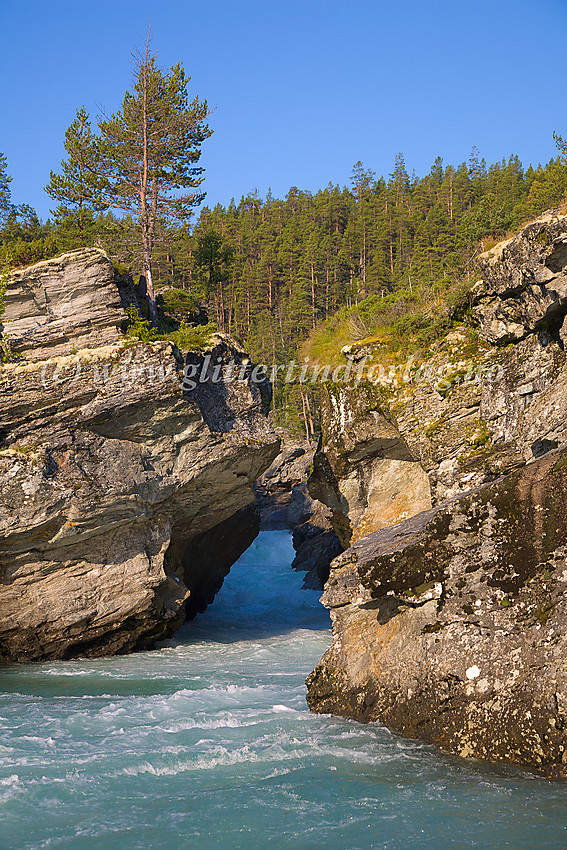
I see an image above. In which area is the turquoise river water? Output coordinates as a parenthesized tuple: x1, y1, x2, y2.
(1, 531, 567, 849)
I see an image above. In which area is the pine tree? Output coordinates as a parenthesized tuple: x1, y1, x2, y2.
(0, 152, 12, 227)
(45, 107, 106, 242)
(95, 34, 212, 324)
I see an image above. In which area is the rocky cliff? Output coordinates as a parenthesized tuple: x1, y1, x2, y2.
(0, 249, 279, 662)
(306, 210, 567, 776)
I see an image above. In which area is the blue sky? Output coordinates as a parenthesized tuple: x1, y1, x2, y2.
(1, 0, 566, 221)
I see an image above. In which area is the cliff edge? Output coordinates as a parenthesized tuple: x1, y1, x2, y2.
(0, 249, 280, 661)
(306, 210, 567, 776)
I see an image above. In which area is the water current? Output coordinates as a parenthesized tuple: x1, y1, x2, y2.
(1, 531, 566, 849)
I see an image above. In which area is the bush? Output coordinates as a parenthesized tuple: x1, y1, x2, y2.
(124, 305, 159, 342)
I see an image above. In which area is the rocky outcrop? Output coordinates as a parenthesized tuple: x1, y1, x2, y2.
(472, 212, 567, 345)
(0, 250, 279, 662)
(172, 504, 261, 620)
(307, 445, 567, 777)
(308, 382, 432, 548)
(291, 498, 343, 589)
(254, 437, 314, 528)
(254, 437, 341, 588)
(1, 248, 128, 361)
(307, 210, 567, 775)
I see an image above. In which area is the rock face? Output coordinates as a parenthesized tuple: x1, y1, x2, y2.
(1, 248, 128, 361)
(0, 250, 279, 662)
(291, 498, 342, 589)
(308, 383, 432, 548)
(306, 210, 567, 775)
(254, 436, 342, 588)
(254, 437, 314, 529)
(472, 212, 567, 345)
(174, 504, 261, 621)
(307, 446, 567, 777)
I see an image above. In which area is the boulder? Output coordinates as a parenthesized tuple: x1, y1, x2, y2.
(1, 248, 127, 360)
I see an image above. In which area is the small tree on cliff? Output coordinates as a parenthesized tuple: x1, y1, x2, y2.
(554, 130, 567, 157)
(97, 37, 212, 324)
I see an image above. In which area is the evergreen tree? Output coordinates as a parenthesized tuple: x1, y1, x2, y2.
(45, 107, 106, 242)
(0, 152, 12, 227)
(95, 34, 212, 323)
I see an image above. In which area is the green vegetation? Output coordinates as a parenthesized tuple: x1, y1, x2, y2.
(422, 622, 447, 634)
(124, 304, 217, 352)
(45, 34, 212, 325)
(164, 320, 218, 351)
(535, 604, 555, 626)
(124, 305, 160, 343)
(1, 116, 567, 431)
(0, 267, 19, 363)
(157, 288, 200, 314)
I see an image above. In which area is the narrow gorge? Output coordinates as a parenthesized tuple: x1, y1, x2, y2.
(3, 212, 567, 780)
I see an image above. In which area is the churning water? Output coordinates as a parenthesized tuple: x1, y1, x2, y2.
(1, 531, 567, 849)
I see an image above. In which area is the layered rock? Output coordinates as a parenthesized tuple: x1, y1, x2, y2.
(308, 383, 432, 547)
(291, 498, 343, 589)
(0, 250, 279, 662)
(307, 210, 567, 775)
(1, 248, 128, 361)
(472, 212, 567, 345)
(254, 437, 314, 529)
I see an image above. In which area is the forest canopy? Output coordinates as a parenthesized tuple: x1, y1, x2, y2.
(2, 110, 567, 431)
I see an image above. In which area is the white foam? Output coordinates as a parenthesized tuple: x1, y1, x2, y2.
(0, 774, 23, 803)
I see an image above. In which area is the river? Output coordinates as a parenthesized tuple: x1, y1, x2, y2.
(1, 531, 566, 849)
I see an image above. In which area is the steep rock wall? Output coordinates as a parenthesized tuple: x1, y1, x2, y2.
(307, 446, 567, 777)
(0, 250, 279, 662)
(307, 210, 567, 775)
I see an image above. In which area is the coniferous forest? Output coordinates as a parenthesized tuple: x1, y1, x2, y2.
(2, 118, 567, 431)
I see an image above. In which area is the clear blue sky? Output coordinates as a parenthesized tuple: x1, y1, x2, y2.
(1, 0, 566, 221)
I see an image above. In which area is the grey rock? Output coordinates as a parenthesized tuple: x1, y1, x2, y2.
(0, 252, 279, 662)
(305, 211, 567, 776)
(2, 248, 127, 361)
(307, 383, 432, 548)
(291, 495, 343, 589)
(473, 211, 567, 345)
(307, 446, 567, 777)
(254, 436, 342, 588)
(254, 436, 314, 528)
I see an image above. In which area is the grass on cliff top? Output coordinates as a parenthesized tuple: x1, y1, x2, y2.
(301, 278, 475, 367)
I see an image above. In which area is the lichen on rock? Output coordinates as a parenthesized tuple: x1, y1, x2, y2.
(306, 210, 567, 777)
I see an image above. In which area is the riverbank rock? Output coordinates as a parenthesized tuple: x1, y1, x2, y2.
(307, 210, 567, 775)
(307, 382, 432, 547)
(307, 445, 567, 777)
(254, 435, 342, 588)
(291, 498, 343, 589)
(254, 436, 314, 529)
(0, 249, 279, 662)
